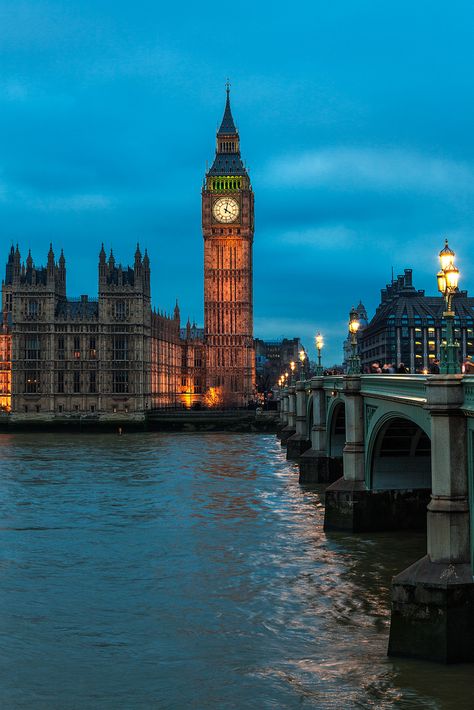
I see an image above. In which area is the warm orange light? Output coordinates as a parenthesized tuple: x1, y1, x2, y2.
(290, 361, 295, 372)
(315, 333, 324, 350)
(204, 386, 222, 408)
(439, 238, 455, 271)
(437, 270, 447, 294)
(299, 350, 306, 363)
(349, 307, 360, 335)
(445, 263, 460, 291)
(0, 331, 11, 412)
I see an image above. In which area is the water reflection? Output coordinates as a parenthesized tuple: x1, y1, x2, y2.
(0, 432, 470, 709)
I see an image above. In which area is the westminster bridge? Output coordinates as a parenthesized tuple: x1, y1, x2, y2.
(277, 374, 474, 664)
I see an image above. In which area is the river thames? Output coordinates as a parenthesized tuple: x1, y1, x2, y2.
(0, 432, 471, 709)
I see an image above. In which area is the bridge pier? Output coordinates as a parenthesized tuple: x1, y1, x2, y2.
(280, 386, 296, 446)
(276, 390, 288, 439)
(299, 377, 342, 484)
(389, 376, 474, 663)
(324, 375, 368, 530)
(324, 376, 429, 531)
(287, 381, 311, 460)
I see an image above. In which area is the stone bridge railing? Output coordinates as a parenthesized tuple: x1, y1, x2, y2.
(276, 374, 474, 664)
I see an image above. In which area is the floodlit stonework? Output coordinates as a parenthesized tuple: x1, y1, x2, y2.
(0, 89, 256, 421)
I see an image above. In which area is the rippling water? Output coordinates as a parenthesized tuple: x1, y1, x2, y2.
(0, 432, 472, 709)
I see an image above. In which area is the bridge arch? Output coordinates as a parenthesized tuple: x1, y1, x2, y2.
(326, 399, 346, 457)
(367, 413, 431, 490)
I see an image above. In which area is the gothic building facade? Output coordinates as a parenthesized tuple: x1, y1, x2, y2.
(0, 89, 256, 421)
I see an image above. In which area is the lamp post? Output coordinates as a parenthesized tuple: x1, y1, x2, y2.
(347, 307, 361, 374)
(437, 238, 461, 374)
(289, 360, 296, 385)
(315, 333, 324, 376)
(299, 349, 306, 381)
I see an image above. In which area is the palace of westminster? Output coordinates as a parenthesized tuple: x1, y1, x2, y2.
(0, 88, 256, 420)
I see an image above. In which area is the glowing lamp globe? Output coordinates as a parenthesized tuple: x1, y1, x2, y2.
(445, 264, 460, 292)
(439, 239, 455, 271)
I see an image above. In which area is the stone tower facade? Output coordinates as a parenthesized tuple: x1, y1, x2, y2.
(202, 86, 255, 406)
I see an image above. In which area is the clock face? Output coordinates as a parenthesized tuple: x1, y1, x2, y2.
(212, 197, 239, 223)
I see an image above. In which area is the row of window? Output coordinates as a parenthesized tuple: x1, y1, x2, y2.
(218, 142, 236, 152)
(23, 336, 130, 361)
(24, 300, 130, 320)
(211, 228, 241, 235)
(24, 371, 129, 394)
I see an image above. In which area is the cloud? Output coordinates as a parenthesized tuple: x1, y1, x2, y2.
(26, 193, 113, 212)
(261, 147, 474, 198)
(275, 225, 355, 247)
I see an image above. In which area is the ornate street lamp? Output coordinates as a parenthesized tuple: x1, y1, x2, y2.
(289, 360, 296, 385)
(347, 307, 361, 375)
(315, 333, 324, 376)
(437, 238, 460, 374)
(299, 349, 306, 381)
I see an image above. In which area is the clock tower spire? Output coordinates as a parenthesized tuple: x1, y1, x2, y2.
(202, 85, 255, 406)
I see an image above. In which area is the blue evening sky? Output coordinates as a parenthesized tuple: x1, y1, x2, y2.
(1, 1, 473, 365)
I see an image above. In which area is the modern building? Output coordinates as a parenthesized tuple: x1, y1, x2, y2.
(357, 268, 474, 372)
(0, 88, 256, 421)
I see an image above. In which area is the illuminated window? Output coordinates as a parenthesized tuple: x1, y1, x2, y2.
(73, 336, 80, 359)
(25, 372, 39, 393)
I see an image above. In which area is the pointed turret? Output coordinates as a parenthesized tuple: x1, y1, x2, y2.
(208, 83, 247, 179)
(5, 245, 14, 285)
(47, 243, 55, 282)
(26, 249, 33, 270)
(108, 249, 115, 269)
(217, 81, 237, 135)
(99, 243, 106, 264)
(134, 242, 142, 280)
(57, 248, 66, 294)
(174, 299, 180, 321)
(13, 245, 20, 284)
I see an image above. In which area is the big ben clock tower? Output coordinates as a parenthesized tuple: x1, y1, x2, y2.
(202, 84, 255, 406)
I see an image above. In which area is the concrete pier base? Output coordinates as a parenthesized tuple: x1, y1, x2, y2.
(280, 426, 295, 446)
(276, 423, 286, 439)
(286, 434, 311, 460)
(323, 478, 430, 532)
(388, 555, 474, 663)
(298, 450, 342, 484)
